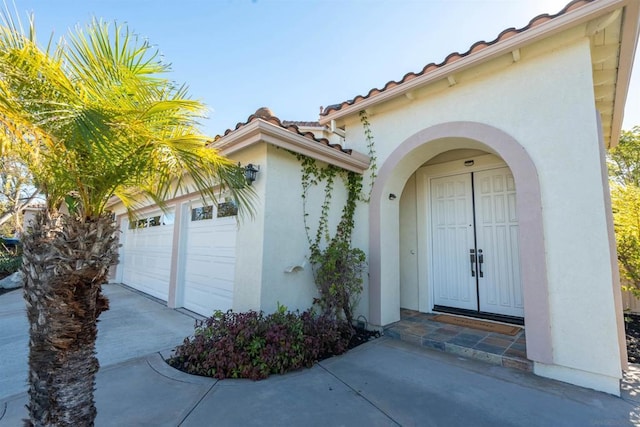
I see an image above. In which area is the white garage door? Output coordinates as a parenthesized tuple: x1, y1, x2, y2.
(121, 212, 174, 301)
(181, 203, 237, 316)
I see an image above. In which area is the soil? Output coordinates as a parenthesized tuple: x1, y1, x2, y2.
(626, 314, 640, 363)
(348, 326, 381, 350)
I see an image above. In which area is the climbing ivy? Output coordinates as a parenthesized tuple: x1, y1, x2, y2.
(293, 111, 377, 325)
(359, 110, 378, 202)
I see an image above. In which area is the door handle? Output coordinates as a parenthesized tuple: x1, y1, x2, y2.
(478, 249, 484, 278)
(469, 249, 476, 277)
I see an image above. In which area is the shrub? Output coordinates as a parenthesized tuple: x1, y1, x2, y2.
(300, 309, 353, 361)
(0, 253, 21, 277)
(169, 307, 352, 380)
(311, 239, 366, 326)
(611, 183, 640, 297)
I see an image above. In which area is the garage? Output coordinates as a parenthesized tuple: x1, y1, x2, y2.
(120, 211, 174, 301)
(179, 202, 237, 316)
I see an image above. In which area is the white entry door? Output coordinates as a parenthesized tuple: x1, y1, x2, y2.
(431, 174, 477, 311)
(431, 167, 524, 318)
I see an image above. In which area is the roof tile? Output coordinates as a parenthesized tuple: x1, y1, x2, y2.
(321, 0, 594, 116)
(214, 108, 352, 155)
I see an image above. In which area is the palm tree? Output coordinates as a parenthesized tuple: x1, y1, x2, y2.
(0, 14, 252, 426)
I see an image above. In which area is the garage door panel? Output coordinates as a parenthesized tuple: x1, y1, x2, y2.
(187, 226, 236, 247)
(121, 213, 173, 302)
(186, 261, 235, 285)
(188, 249, 235, 262)
(184, 286, 233, 317)
(182, 208, 237, 316)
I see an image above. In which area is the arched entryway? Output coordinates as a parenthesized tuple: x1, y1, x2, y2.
(369, 121, 552, 364)
(403, 151, 524, 323)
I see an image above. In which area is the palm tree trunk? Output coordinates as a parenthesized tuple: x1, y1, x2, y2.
(21, 211, 118, 427)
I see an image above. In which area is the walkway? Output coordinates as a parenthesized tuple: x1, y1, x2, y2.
(385, 308, 531, 371)
(1, 284, 639, 426)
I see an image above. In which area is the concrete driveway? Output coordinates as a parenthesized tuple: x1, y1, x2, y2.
(0, 283, 198, 400)
(2, 284, 640, 426)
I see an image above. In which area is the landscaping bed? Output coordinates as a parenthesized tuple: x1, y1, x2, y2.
(348, 326, 380, 349)
(167, 309, 380, 380)
(626, 314, 640, 363)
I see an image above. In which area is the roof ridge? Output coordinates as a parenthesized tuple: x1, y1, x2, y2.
(282, 120, 323, 127)
(214, 108, 351, 155)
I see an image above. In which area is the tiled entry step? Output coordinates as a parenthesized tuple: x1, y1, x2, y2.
(384, 309, 532, 372)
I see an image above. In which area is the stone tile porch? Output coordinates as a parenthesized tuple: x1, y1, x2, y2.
(384, 309, 532, 372)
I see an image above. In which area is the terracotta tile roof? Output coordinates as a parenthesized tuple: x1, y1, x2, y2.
(321, 0, 593, 116)
(214, 107, 351, 154)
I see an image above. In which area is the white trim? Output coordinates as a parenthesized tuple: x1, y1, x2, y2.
(174, 202, 190, 308)
(114, 217, 126, 284)
(610, 0, 640, 147)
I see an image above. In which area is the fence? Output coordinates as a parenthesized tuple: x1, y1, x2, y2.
(622, 289, 640, 314)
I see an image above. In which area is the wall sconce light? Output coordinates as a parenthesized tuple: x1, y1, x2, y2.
(388, 193, 397, 201)
(241, 163, 260, 186)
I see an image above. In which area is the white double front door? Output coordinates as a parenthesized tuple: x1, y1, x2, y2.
(430, 167, 524, 318)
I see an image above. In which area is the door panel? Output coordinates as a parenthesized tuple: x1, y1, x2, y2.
(121, 211, 173, 301)
(431, 174, 477, 311)
(474, 168, 524, 317)
(182, 206, 237, 317)
(430, 167, 524, 319)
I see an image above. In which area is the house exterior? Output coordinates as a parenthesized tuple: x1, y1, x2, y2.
(110, 0, 640, 396)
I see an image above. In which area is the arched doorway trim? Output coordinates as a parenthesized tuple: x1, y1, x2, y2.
(369, 121, 552, 364)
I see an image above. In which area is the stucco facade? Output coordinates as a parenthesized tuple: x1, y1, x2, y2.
(112, 0, 639, 396)
(332, 36, 621, 393)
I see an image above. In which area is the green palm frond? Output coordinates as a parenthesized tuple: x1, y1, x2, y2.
(0, 12, 254, 219)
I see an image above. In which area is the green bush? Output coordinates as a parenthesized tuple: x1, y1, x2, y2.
(168, 307, 352, 380)
(611, 183, 640, 297)
(311, 239, 366, 326)
(0, 253, 21, 277)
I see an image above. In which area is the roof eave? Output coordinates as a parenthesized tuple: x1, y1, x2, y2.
(319, 0, 636, 134)
(212, 119, 371, 174)
(609, 0, 640, 147)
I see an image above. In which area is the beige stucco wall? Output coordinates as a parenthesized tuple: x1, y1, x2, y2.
(399, 174, 418, 311)
(107, 25, 625, 395)
(331, 33, 622, 394)
(230, 144, 268, 312)
(259, 145, 317, 313)
(256, 144, 370, 317)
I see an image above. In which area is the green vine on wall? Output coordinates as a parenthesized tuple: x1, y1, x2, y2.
(293, 110, 378, 325)
(359, 110, 378, 202)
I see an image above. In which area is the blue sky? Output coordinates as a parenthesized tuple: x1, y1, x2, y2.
(11, 0, 640, 137)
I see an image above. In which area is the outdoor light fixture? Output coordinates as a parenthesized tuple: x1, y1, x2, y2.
(388, 193, 397, 200)
(243, 163, 260, 186)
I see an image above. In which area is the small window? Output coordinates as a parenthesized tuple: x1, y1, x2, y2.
(162, 213, 175, 226)
(148, 216, 161, 227)
(191, 206, 213, 221)
(217, 202, 238, 218)
(136, 219, 148, 229)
